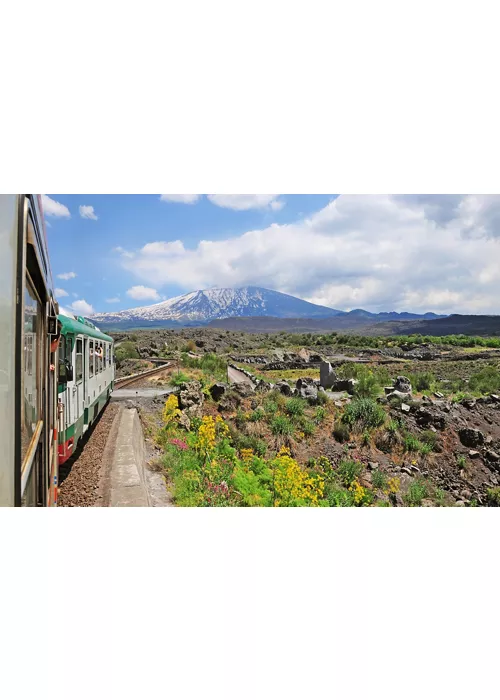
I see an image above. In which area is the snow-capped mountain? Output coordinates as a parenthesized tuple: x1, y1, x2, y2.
(90, 287, 342, 327)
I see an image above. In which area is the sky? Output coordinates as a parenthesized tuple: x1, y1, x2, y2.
(44, 194, 500, 317)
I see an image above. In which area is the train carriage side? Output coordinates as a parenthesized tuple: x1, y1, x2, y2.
(57, 314, 114, 464)
(0, 194, 59, 507)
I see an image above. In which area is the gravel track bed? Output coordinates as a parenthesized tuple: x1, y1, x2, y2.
(58, 403, 119, 507)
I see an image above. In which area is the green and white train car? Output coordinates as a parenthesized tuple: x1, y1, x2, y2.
(57, 311, 115, 465)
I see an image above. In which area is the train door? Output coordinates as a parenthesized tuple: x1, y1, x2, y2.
(75, 336, 84, 422)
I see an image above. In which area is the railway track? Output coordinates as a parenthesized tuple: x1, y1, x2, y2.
(114, 363, 171, 389)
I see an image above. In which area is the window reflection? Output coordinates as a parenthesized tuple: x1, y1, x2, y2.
(21, 278, 39, 463)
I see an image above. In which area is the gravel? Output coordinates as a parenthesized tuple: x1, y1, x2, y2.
(58, 403, 119, 507)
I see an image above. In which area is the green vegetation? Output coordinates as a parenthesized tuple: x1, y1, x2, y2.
(115, 341, 140, 362)
(372, 469, 387, 490)
(285, 397, 306, 417)
(342, 398, 386, 431)
(170, 371, 192, 387)
(403, 479, 429, 506)
(486, 487, 500, 506)
(270, 415, 295, 436)
(468, 365, 500, 395)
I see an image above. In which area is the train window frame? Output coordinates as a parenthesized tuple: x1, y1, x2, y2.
(75, 337, 83, 383)
(20, 270, 43, 493)
(89, 339, 94, 378)
(103, 342, 107, 370)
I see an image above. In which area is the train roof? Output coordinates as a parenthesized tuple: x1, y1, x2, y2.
(58, 313, 114, 343)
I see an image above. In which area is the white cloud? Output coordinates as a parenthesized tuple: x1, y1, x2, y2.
(207, 194, 284, 211)
(160, 194, 201, 204)
(113, 246, 134, 259)
(79, 205, 98, 220)
(57, 271, 77, 280)
(55, 288, 69, 297)
(118, 195, 500, 315)
(126, 285, 160, 301)
(42, 195, 70, 218)
(106, 297, 120, 303)
(70, 299, 95, 316)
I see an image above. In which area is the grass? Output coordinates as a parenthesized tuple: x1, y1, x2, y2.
(170, 370, 193, 386)
(333, 422, 350, 443)
(372, 469, 387, 490)
(486, 487, 500, 506)
(285, 397, 306, 418)
(270, 415, 295, 436)
(336, 459, 362, 487)
(342, 398, 386, 431)
(408, 371, 435, 392)
(403, 479, 429, 506)
(457, 455, 467, 469)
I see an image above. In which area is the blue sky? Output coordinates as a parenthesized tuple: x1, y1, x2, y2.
(43, 194, 500, 316)
(44, 194, 335, 314)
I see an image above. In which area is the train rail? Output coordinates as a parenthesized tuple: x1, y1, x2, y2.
(114, 363, 171, 389)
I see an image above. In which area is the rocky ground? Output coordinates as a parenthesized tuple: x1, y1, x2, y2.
(58, 403, 120, 506)
(109, 329, 500, 506)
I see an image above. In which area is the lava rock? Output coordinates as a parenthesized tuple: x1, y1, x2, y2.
(394, 376, 412, 393)
(209, 382, 228, 402)
(275, 380, 293, 396)
(458, 428, 485, 448)
(296, 377, 318, 403)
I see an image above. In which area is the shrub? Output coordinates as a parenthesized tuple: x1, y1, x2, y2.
(342, 398, 386, 430)
(333, 422, 350, 443)
(301, 419, 316, 437)
(372, 469, 387, 490)
(421, 429, 440, 451)
(170, 371, 192, 387)
(183, 340, 197, 353)
(361, 430, 371, 446)
(435, 488, 446, 506)
(263, 398, 279, 415)
(457, 455, 467, 469)
(409, 371, 435, 392)
(315, 406, 327, 424)
(115, 341, 139, 363)
(403, 479, 429, 506)
(232, 467, 273, 507)
(354, 371, 380, 399)
(250, 407, 265, 422)
(469, 366, 500, 395)
(336, 458, 362, 487)
(486, 487, 500, 506)
(270, 415, 295, 436)
(326, 484, 355, 507)
(285, 397, 306, 417)
(403, 433, 421, 453)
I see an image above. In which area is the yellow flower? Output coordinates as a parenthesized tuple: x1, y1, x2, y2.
(163, 394, 181, 424)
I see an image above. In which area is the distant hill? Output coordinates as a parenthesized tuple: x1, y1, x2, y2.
(208, 313, 500, 336)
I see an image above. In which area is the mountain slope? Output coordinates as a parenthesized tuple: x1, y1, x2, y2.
(90, 286, 342, 327)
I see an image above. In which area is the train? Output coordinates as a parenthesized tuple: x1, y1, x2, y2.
(0, 194, 114, 507)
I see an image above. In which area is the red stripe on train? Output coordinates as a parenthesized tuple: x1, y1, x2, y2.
(58, 437, 74, 465)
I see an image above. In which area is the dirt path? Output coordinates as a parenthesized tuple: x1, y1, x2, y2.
(228, 366, 255, 387)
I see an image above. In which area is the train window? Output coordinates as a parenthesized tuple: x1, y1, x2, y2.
(21, 276, 41, 466)
(89, 340, 94, 377)
(76, 338, 83, 382)
(103, 343, 107, 370)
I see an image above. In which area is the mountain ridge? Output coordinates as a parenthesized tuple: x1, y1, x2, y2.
(89, 286, 447, 329)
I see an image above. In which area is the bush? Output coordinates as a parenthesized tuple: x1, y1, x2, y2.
(301, 419, 316, 437)
(403, 433, 421, 453)
(285, 397, 306, 417)
(271, 415, 295, 436)
(342, 398, 386, 430)
(469, 366, 500, 395)
(325, 484, 355, 507)
(333, 422, 350, 443)
(336, 459, 362, 487)
(170, 371, 192, 387)
(315, 406, 327, 424)
(115, 341, 139, 363)
(486, 487, 500, 506)
(421, 429, 440, 452)
(403, 479, 429, 506)
(372, 469, 387, 490)
(354, 371, 380, 399)
(409, 371, 435, 392)
(250, 407, 265, 422)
